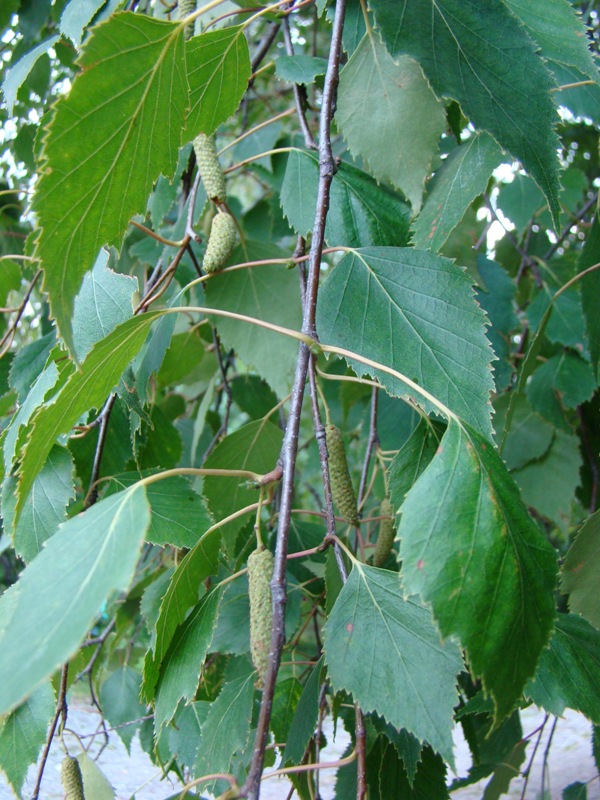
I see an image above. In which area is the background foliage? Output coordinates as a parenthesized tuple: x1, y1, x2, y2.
(0, 0, 599, 798)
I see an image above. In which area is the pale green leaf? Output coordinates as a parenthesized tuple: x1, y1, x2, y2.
(0, 682, 55, 797)
(205, 247, 302, 398)
(16, 311, 163, 520)
(399, 420, 558, 721)
(275, 55, 327, 84)
(104, 472, 212, 549)
(0, 484, 150, 715)
(155, 589, 221, 734)
(183, 26, 250, 138)
(513, 429, 582, 530)
(336, 33, 445, 211)
(2, 445, 75, 563)
(169, 701, 209, 769)
(8, 331, 55, 403)
(60, 0, 109, 45)
(99, 666, 147, 753)
(72, 248, 137, 361)
(324, 565, 462, 764)
(194, 663, 256, 778)
(142, 527, 221, 702)
(370, 0, 562, 228)
(503, 0, 599, 85)
(280, 150, 411, 248)
(316, 247, 495, 437)
(2, 36, 59, 114)
(202, 419, 283, 554)
(497, 175, 546, 231)
(562, 510, 600, 629)
(33, 13, 188, 352)
(412, 133, 503, 251)
(77, 751, 115, 800)
(526, 613, 600, 723)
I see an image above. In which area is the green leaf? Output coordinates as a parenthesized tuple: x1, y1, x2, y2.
(562, 510, 600, 629)
(324, 565, 462, 764)
(76, 750, 115, 800)
(202, 419, 283, 554)
(271, 677, 303, 746)
(336, 33, 446, 211)
(194, 662, 256, 778)
(317, 247, 495, 437)
(493, 394, 554, 471)
(580, 215, 600, 379)
(398, 420, 558, 721)
(2, 445, 75, 563)
(2, 36, 59, 114)
(412, 133, 503, 251)
(0, 483, 150, 715)
(16, 310, 163, 519)
(502, 0, 599, 85)
(283, 657, 324, 765)
(60, 0, 110, 45)
(563, 783, 588, 800)
(275, 55, 327, 84)
(552, 62, 600, 126)
(496, 175, 546, 231)
(8, 331, 55, 403)
(0, 682, 55, 797)
(482, 740, 528, 800)
(370, 0, 562, 228)
(155, 589, 221, 734)
(513, 429, 582, 530)
(183, 26, 251, 138)
(204, 247, 302, 398)
(72, 248, 138, 361)
(33, 13, 188, 352)
(388, 419, 444, 511)
(169, 701, 209, 769)
(280, 150, 411, 248)
(157, 329, 205, 387)
(105, 472, 212, 549)
(536, 351, 596, 410)
(99, 666, 147, 753)
(376, 740, 449, 800)
(142, 527, 221, 702)
(526, 613, 600, 724)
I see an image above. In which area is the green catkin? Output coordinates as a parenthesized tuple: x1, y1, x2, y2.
(61, 756, 85, 800)
(193, 132, 227, 203)
(203, 211, 237, 273)
(325, 424, 360, 526)
(248, 546, 273, 688)
(373, 497, 396, 567)
(178, 0, 196, 40)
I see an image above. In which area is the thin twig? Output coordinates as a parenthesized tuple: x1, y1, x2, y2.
(0, 269, 41, 357)
(282, 16, 317, 149)
(31, 665, 69, 800)
(240, 2, 347, 796)
(357, 386, 379, 509)
(543, 192, 598, 261)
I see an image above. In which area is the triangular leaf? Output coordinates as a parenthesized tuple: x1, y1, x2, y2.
(526, 613, 600, 723)
(324, 564, 462, 764)
(99, 666, 147, 753)
(0, 483, 150, 715)
(562, 510, 600, 629)
(398, 420, 558, 721)
(317, 247, 495, 437)
(336, 33, 446, 211)
(33, 13, 187, 352)
(369, 0, 562, 227)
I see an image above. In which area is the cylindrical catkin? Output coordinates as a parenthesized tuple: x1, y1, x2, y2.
(248, 546, 273, 688)
(373, 497, 396, 567)
(193, 132, 227, 203)
(178, 0, 197, 40)
(325, 424, 359, 526)
(61, 755, 85, 800)
(203, 211, 237, 273)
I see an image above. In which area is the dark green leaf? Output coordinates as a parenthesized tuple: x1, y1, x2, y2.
(155, 589, 221, 734)
(281, 150, 411, 248)
(580, 215, 600, 379)
(0, 483, 150, 715)
(271, 677, 303, 746)
(324, 565, 462, 764)
(493, 394, 554, 471)
(202, 419, 283, 554)
(283, 657, 324, 765)
(376, 740, 449, 800)
(496, 175, 546, 232)
(399, 420, 557, 721)
(482, 740, 528, 800)
(562, 511, 600, 629)
(183, 26, 251, 138)
(563, 783, 588, 800)
(8, 331, 55, 403)
(388, 419, 444, 510)
(275, 55, 327, 84)
(0, 682, 55, 797)
(99, 666, 147, 753)
(317, 247, 495, 437)
(336, 33, 445, 211)
(370, 0, 562, 227)
(412, 133, 503, 251)
(526, 613, 600, 723)
(33, 13, 188, 352)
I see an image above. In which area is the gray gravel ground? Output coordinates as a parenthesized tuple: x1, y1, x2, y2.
(1, 702, 598, 799)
